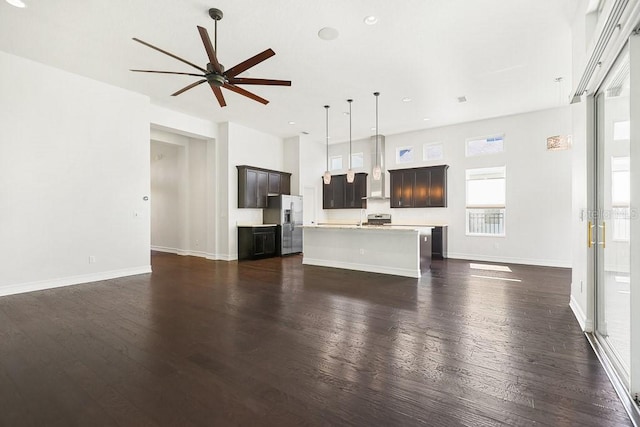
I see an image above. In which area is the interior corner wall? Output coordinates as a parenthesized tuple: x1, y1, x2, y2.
(215, 123, 231, 260)
(0, 51, 151, 296)
(284, 136, 301, 195)
(285, 135, 327, 225)
(298, 135, 327, 225)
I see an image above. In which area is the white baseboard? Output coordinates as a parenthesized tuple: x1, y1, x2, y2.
(447, 252, 571, 268)
(303, 257, 420, 278)
(151, 245, 237, 261)
(569, 294, 593, 332)
(214, 254, 238, 261)
(0, 265, 152, 298)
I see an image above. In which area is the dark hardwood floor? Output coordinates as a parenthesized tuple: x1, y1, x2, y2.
(0, 252, 632, 426)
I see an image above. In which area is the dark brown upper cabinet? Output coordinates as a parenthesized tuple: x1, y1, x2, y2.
(389, 165, 448, 208)
(237, 165, 291, 208)
(322, 173, 367, 209)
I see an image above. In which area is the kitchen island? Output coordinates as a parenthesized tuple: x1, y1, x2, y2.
(302, 224, 432, 278)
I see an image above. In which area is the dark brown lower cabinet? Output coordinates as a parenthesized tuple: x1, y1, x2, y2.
(431, 226, 448, 259)
(238, 226, 279, 260)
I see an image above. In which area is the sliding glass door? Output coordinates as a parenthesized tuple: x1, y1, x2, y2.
(594, 45, 631, 385)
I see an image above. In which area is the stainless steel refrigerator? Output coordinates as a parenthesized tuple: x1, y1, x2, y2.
(263, 195, 303, 255)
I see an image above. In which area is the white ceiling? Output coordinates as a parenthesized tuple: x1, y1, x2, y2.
(0, 0, 578, 143)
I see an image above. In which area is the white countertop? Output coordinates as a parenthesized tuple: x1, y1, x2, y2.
(237, 223, 278, 227)
(304, 224, 432, 232)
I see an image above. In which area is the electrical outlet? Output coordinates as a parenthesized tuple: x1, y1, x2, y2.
(89, 256, 96, 264)
(359, 248, 365, 255)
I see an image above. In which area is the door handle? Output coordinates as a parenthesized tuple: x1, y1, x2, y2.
(598, 222, 606, 249)
(588, 221, 594, 248)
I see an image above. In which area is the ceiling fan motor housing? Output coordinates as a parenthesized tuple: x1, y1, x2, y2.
(208, 8, 223, 21)
(207, 73, 227, 87)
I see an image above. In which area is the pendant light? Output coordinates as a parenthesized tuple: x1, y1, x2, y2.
(346, 99, 355, 183)
(372, 92, 382, 180)
(323, 105, 332, 185)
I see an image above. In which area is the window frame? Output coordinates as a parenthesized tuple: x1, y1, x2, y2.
(423, 142, 444, 161)
(465, 166, 507, 237)
(329, 155, 343, 171)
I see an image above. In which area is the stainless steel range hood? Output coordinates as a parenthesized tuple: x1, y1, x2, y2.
(367, 134, 388, 199)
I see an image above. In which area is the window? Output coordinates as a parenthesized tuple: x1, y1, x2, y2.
(466, 166, 506, 236)
(466, 135, 504, 157)
(396, 146, 414, 164)
(423, 142, 444, 161)
(613, 120, 630, 141)
(611, 156, 630, 241)
(351, 152, 364, 169)
(330, 155, 342, 171)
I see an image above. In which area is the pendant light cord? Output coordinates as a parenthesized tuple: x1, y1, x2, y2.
(325, 105, 329, 170)
(374, 92, 379, 164)
(348, 99, 353, 169)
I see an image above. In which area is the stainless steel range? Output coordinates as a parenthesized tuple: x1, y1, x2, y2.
(365, 213, 391, 226)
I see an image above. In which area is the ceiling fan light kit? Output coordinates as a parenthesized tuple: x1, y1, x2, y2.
(130, 7, 291, 107)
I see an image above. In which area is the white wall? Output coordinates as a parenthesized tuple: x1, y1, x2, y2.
(150, 105, 217, 140)
(150, 141, 182, 251)
(284, 134, 327, 225)
(323, 107, 573, 267)
(216, 122, 285, 260)
(0, 51, 151, 296)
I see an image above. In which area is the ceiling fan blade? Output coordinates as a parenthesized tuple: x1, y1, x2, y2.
(171, 79, 207, 96)
(130, 69, 205, 78)
(132, 38, 207, 73)
(223, 83, 269, 105)
(197, 26, 223, 74)
(228, 77, 291, 86)
(209, 83, 227, 107)
(225, 49, 276, 78)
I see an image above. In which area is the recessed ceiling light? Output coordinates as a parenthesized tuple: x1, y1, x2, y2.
(318, 27, 339, 41)
(363, 16, 378, 25)
(288, 121, 296, 125)
(423, 117, 431, 121)
(402, 97, 412, 102)
(6, 0, 26, 7)
(370, 127, 376, 131)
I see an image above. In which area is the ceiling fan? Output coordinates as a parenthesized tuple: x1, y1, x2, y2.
(130, 8, 291, 107)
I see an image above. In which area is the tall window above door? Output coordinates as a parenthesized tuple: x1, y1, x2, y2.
(466, 166, 506, 236)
